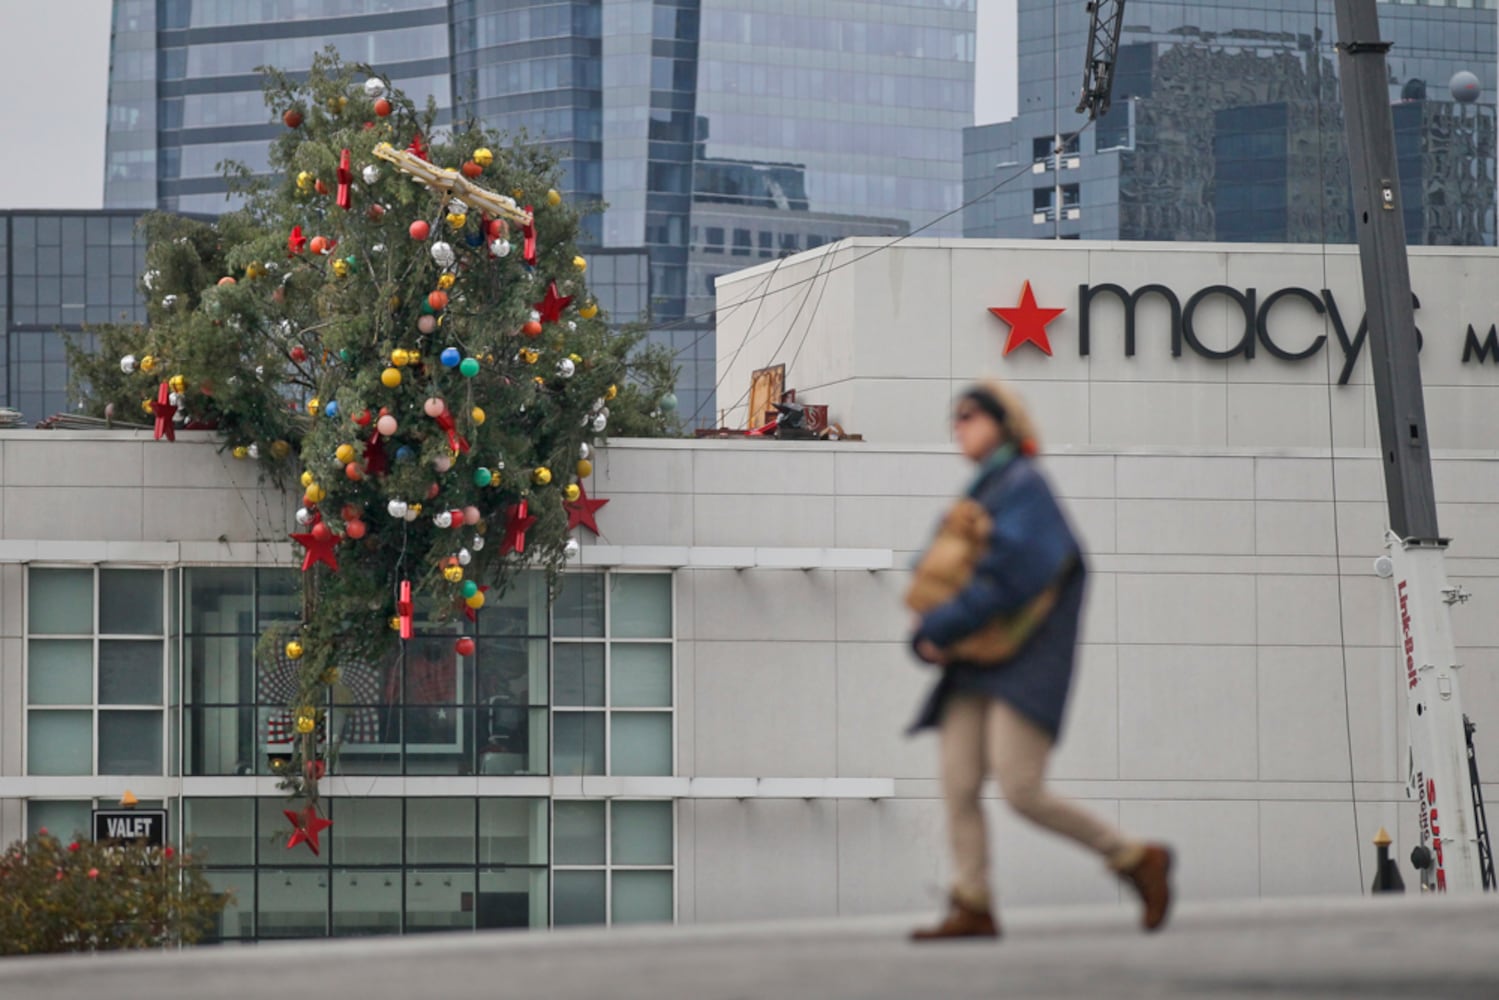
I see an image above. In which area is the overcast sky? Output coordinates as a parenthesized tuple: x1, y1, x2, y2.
(0, 0, 1017, 211)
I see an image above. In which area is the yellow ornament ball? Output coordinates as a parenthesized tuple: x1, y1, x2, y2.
(305, 483, 326, 503)
(437, 272, 456, 290)
(307, 397, 321, 416)
(605, 384, 618, 401)
(546, 188, 562, 206)
(579, 302, 599, 319)
(141, 399, 154, 415)
(392, 348, 411, 367)
(296, 171, 314, 192)
(300, 470, 315, 488)
(327, 95, 348, 114)
(246, 261, 264, 280)
(232, 446, 249, 459)
(169, 374, 186, 394)
(296, 713, 316, 734)
(465, 592, 486, 610)
(408, 350, 422, 365)
(533, 466, 552, 486)
(564, 483, 581, 502)
(533, 376, 546, 387)
(389, 616, 401, 631)
(443, 564, 464, 583)
(471, 406, 486, 425)
(285, 640, 304, 660)
(331, 258, 349, 278)
(511, 187, 525, 199)
(335, 444, 355, 464)
(572, 255, 587, 273)
(271, 440, 292, 459)
(140, 355, 157, 373)
(473, 147, 494, 167)
(446, 212, 467, 230)
(381, 367, 402, 388)
(577, 459, 593, 478)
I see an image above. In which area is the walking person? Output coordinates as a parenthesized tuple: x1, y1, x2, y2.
(907, 381, 1172, 940)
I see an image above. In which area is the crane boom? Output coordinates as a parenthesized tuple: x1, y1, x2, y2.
(1077, 1, 1127, 119)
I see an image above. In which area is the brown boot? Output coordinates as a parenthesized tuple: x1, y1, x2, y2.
(910, 894, 1000, 941)
(1120, 843, 1173, 931)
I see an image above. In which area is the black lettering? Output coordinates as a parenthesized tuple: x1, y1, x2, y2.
(1183, 285, 1257, 360)
(1077, 283, 1182, 357)
(1256, 287, 1327, 360)
(1324, 290, 1421, 385)
(1464, 324, 1499, 364)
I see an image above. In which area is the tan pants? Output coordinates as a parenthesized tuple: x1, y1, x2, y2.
(940, 694, 1140, 908)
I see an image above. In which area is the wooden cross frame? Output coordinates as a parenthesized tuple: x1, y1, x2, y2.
(372, 143, 534, 226)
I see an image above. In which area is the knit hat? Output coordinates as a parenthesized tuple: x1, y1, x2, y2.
(959, 380, 1040, 456)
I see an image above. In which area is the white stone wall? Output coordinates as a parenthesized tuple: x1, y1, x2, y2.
(4, 432, 1499, 919)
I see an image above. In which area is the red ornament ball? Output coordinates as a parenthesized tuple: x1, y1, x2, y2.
(346, 519, 367, 540)
(366, 203, 385, 221)
(522, 320, 543, 337)
(409, 220, 430, 241)
(461, 161, 482, 178)
(355, 409, 372, 427)
(309, 235, 330, 255)
(283, 108, 303, 128)
(311, 522, 332, 542)
(455, 637, 476, 656)
(290, 345, 308, 363)
(314, 179, 329, 196)
(425, 481, 441, 500)
(341, 504, 361, 522)
(427, 290, 449, 311)
(345, 462, 363, 481)
(374, 98, 392, 117)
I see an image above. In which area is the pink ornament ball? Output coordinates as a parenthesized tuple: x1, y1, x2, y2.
(424, 397, 447, 418)
(462, 506, 481, 526)
(376, 414, 398, 436)
(418, 315, 437, 335)
(433, 454, 453, 473)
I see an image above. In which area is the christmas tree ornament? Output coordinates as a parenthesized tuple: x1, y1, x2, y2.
(428, 290, 449, 311)
(391, 348, 411, 367)
(397, 579, 415, 639)
(232, 445, 249, 459)
(296, 713, 315, 734)
(296, 507, 313, 526)
(271, 440, 292, 459)
(455, 636, 476, 656)
(573, 255, 587, 273)
(592, 413, 608, 433)
(533, 466, 552, 485)
(291, 523, 340, 572)
(430, 241, 454, 267)
(659, 392, 678, 412)
(287, 225, 308, 254)
(346, 519, 367, 539)
(473, 147, 494, 166)
(446, 212, 468, 230)
(534, 282, 574, 323)
(120, 354, 136, 373)
(387, 499, 408, 518)
(283, 108, 303, 128)
(140, 355, 157, 373)
(577, 459, 593, 478)
(471, 534, 486, 552)
(433, 454, 453, 473)
(325, 400, 340, 418)
(564, 538, 581, 558)
(290, 345, 308, 362)
(162, 294, 178, 307)
(579, 301, 599, 319)
(374, 97, 392, 117)
(246, 444, 260, 459)
(285, 641, 304, 660)
(409, 220, 430, 240)
(470, 406, 486, 425)
(284, 805, 333, 855)
(472, 467, 493, 487)
(326, 95, 347, 114)
(546, 188, 562, 206)
(363, 76, 386, 98)
(443, 562, 464, 583)
(381, 367, 401, 388)
(564, 483, 581, 502)
(300, 470, 315, 488)
(462, 506, 481, 526)
(217, 276, 236, 286)
(564, 482, 609, 535)
(152, 381, 177, 442)
(522, 319, 542, 337)
(331, 258, 349, 277)
(462, 160, 482, 178)
(500, 501, 537, 555)
(424, 397, 447, 417)
(557, 357, 576, 378)
(418, 315, 437, 334)
(459, 357, 480, 377)
(434, 510, 453, 529)
(437, 272, 456, 290)
(362, 164, 380, 184)
(315, 178, 330, 196)
(376, 414, 398, 435)
(580, 442, 592, 459)
(309, 235, 330, 255)
(336, 148, 353, 209)
(439, 347, 460, 368)
(345, 463, 363, 481)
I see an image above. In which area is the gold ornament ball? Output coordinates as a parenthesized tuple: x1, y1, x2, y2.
(564, 484, 581, 502)
(579, 302, 599, 319)
(532, 466, 552, 486)
(576, 459, 593, 478)
(307, 397, 321, 416)
(572, 255, 587, 273)
(471, 406, 486, 425)
(473, 147, 494, 167)
(246, 261, 264, 279)
(533, 375, 546, 386)
(285, 640, 304, 660)
(271, 440, 292, 459)
(140, 355, 157, 373)
(331, 258, 349, 277)
(408, 350, 422, 365)
(392, 348, 411, 367)
(381, 367, 402, 388)
(305, 484, 326, 503)
(437, 273, 456, 290)
(300, 470, 315, 488)
(169, 374, 186, 394)
(141, 399, 154, 415)
(322, 667, 340, 685)
(335, 444, 355, 464)
(296, 171, 314, 192)
(296, 714, 316, 734)
(465, 592, 486, 609)
(446, 212, 467, 230)
(605, 384, 618, 400)
(443, 564, 464, 583)
(389, 616, 401, 631)
(410, 502, 423, 515)
(546, 188, 562, 206)
(232, 445, 249, 459)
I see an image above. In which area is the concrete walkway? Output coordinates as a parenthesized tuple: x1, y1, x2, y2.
(2, 895, 1497, 999)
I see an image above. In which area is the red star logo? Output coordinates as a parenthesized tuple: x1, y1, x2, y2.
(564, 484, 609, 535)
(989, 280, 1064, 356)
(290, 524, 341, 573)
(533, 282, 573, 324)
(500, 500, 538, 555)
(284, 805, 333, 855)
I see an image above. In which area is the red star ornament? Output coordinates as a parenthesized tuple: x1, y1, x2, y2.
(284, 805, 333, 855)
(533, 282, 574, 324)
(989, 280, 1064, 356)
(397, 579, 414, 639)
(500, 501, 538, 555)
(287, 225, 307, 256)
(152, 381, 176, 442)
(564, 483, 609, 535)
(290, 525, 341, 572)
(335, 147, 353, 210)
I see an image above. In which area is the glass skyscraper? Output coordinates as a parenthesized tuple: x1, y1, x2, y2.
(103, 0, 975, 424)
(964, 0, 1497, 246)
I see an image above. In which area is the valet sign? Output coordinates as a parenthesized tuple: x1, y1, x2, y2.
(93, 808, 168, 847)
(989, 279, 1499, 384)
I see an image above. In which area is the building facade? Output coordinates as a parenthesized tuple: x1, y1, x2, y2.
(964, 0, 1497, 245)
(0, 211, 148, 424)
(102, 0, 975, 426)
(4, 238, 1499, 936)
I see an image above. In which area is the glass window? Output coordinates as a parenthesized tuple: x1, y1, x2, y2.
(333, 799, 402, 865)
(610, 575, 671, 638)
(612, 871, 673, 924)
(204, 870, 256, 940)
(406, 869, 474, 933)
(554, 801, 605, 865)
(480, 798, 548, 866)
(406, 798, 475, 864)
(99, 710, 162, 773)
(611, 801, 673, 866)
(26, 639, 93, 704)
(27, 710, 92, 775)
(553, 643, 605, 706)
(99, 640, 164, 704)
(611, 714, 672, 776)
(478, 868, 548, 929)
(184, 797, 255, 865)
(333, 870, 401, 936)
(610, 644, 672, 707)
(553, 870, 606, 925)
(258, 870, 327, 938)
(27, 799, 93, 840)
(553, 712, 605, 775)
(552, 575, 604, 636)
(29, 568, 93, 634)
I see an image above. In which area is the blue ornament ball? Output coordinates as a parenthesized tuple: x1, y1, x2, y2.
(324, 400, 340, 418)
(440, 347, 461, 368)
(395, 446, 414, 463)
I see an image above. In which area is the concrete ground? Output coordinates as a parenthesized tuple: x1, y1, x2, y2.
(2, 895, 1497, 999)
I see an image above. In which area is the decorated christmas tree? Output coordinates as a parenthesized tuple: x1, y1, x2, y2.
(70, 53, 678, 846)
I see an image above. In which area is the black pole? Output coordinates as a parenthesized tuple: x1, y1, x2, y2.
(1332, 0, 1441, 541)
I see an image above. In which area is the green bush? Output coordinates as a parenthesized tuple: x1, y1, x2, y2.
(0, 829, 227, 955)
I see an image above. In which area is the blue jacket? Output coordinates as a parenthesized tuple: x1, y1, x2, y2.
(909, 450, 1086, 738)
